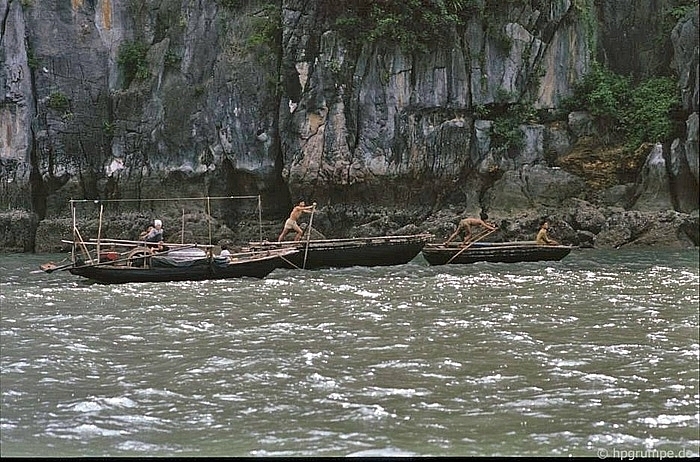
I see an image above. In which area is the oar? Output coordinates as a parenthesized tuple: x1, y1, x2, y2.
(302, 204, 316, 269)
(446, 228, 496, 264)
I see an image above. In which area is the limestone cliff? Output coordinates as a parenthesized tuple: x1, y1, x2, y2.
(1, 0, 698, 252)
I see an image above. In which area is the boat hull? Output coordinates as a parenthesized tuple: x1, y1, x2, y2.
(422, 243, 573, 265)
(68, 251, 294, 284)
(249, 234, 431, 270)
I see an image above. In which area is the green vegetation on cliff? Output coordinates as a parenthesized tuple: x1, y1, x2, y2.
(117, 41, 149, 86)
(563, 62, 681, 149)
(330, 0, 471, 53)
(327, 0, 599, 54)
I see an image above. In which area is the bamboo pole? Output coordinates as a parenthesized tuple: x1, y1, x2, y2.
(280, 254, 302, 270)
(73, 226, 94, 264)
(68, 195, 260, 204)
(181, 208, 185, 244)
(258, 195, 263, 243)
(206, 197, 212, 246)
(446, 228, 495, 264)
(71, 202, 76, 264)
(97, 203, 104, 261)
(84, 238, 215, 248)
(302, 204, 316, 269)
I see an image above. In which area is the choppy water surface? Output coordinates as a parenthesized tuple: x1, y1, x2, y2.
(1, 248, 698, 457)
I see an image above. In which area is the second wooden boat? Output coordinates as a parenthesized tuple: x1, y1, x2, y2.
(248, 234, 433, 270)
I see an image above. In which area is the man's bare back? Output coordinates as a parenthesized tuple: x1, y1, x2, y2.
(288, 205, 307, 221)
(460, 217, 486, 228)
(445, 215, 497, 245)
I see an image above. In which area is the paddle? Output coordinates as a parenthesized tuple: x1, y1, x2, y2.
(446, 228, 496, 264)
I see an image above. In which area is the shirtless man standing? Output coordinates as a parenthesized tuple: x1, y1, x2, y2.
(278, 201, 316, 242)
(444, 214, 497, 245)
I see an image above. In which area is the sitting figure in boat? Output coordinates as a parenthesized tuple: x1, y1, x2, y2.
(220, 244, 232, 258)
(536, 220, 560, 245)
(278, 201, 316, 242)
(444, 213, 497, 245)
(140, 220, 165, 249)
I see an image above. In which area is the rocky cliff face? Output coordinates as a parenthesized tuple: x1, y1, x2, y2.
(1, 0, 698, 252)
(278, 0, 592, 206)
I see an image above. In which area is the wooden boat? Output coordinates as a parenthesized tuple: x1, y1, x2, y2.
(247, 234, 433, 270)
(65, 246, 298, 284)
(40, 195, 298, 284)
(421, 241, 573, 265)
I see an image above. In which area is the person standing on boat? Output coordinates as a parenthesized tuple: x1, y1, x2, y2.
(444, 213, 497, 245)
(278, 201, 316, 242)
(536, 220, 559, 245)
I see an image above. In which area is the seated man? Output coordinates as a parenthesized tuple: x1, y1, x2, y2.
(536, 220, 559, 245)
(140, 219, 164, 249)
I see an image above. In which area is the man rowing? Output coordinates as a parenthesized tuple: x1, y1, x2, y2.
(444, 213, 497, 245)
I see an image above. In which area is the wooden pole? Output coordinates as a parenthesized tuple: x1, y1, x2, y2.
(280, 254, 302, 270)
(71, 201, 76, 264)
(73, 226, 93, 264)
(258, 195, 263, 243)
(181, 208, 185, 244)
(97, 203, 104, 261)
(206, 197, 212, 246)
(302, 204, 316, 269)
(84, 237, 213, 248)
(446, 228, 495, 264)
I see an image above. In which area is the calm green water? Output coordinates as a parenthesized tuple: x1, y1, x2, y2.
(1, 248, 698, 457)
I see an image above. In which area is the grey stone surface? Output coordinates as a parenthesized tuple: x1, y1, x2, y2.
(1, 1, 698, 251)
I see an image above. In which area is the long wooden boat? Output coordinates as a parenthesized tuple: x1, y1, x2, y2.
(421, 241, 573, 265)
(247, 234, 433, 270)
(63, 247, 298, 284)
(40, 195, 298, 284)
